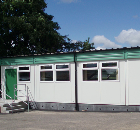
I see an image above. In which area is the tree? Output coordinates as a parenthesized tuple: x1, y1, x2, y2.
(63, 37, 95, 52)
(0, 0, 95, 56)
(82, 37, 94, 51)
(0, 0, 67, 56)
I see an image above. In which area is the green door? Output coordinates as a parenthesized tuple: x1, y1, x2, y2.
(5, 69, 17, 99)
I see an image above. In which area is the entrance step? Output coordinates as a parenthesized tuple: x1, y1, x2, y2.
(0, 101, 28, 113)
(8, 108, 25, 113)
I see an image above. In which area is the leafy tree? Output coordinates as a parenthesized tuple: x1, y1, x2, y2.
(0, 0, 95, 56)
(0, 0, 67, 56)
(82, 37, 94, 51)
(63, 37, 95, 52)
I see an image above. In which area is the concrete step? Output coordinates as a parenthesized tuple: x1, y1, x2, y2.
(1, 100, 28, 113)
(7, 108, 25, 114)
(5, 105, 22, 110)
(3, 103, 18, 107)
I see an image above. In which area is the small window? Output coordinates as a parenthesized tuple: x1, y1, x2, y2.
(56, 71, 69, 81)
(41, 65, 52, 70)
(56, 65, 69, 69)
(83, 63, 97, 68)
(40, 65, 53, 81)
(19, 72, 30, 81)
(56, 64, 70, 81)
(82, 62, 98, 81)
(101, 61, 119, 81)
(102, 69, 118, 80)
(40, 71, 53, 81)
(18, 66, 30, 81)
(102, 62, 117, 67)
(19, 67, 29, 70)
(83, 70, 98, 81)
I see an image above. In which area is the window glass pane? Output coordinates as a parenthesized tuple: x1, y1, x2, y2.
(56, 71, 70, 81)
(83, 63, 97, 68)
(40, 71, 53, 81)
(19, 72, 30, 81)
(83, 70, 98, 81)
(19, 67, 29, 70)
(56, 65, 68, 69)
(41, 66, 52, 69)
(102, 62, 117, 67)
(102, 69, 118, 80)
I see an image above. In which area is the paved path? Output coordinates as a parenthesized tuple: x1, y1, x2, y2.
(0, 111, 140, 130)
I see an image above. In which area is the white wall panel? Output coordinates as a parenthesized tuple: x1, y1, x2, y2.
(36, 62, 75, 103)
(128, 59, 140, 105)
(77, 60, 125, 105)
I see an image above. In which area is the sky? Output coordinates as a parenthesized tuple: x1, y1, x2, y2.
(45, 0, 140, 49)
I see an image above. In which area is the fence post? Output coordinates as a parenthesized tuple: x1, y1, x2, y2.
(14, 85, 15, 102)
(27, 86, 29, 112)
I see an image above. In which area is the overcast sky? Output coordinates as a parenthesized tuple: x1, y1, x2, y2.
(45, 0, 140, 49)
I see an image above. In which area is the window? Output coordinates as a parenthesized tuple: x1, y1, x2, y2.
(101, 61, 119, 81)
(18, 66, 30, 81)
(82, 63, 98, 81)
(40, 65, 53, 81)
(55, 64, 70, 81)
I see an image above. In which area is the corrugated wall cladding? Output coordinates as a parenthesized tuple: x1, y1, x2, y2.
(34, 54, 74, 64)
(126, 49, 140, 59)
(76, 50, 125, 62)
(1, 48, 140, 66)
(0, 54, 74, 65)
(1, 57, 34, 65)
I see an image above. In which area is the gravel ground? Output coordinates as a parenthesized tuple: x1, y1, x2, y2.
(0, 111, 140, 130)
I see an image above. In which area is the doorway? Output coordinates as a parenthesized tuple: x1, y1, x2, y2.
(5, 69, 17, 99)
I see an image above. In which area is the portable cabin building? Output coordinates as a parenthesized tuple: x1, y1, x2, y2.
(1, 47, 140, 112)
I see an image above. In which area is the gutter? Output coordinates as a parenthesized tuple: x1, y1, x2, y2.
(74, 52, 79, 111)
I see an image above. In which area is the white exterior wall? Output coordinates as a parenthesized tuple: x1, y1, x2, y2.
(77, 60, 126, 105)
(1, 58, 140, 106)
(127, 59, 140, 105)
(1, 65, 34, 101)
(17, 65, 35, 101)
(1, 63, 75, 103)
(35, 62, 75, 103)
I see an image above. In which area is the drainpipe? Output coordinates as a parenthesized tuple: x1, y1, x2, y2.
(74, 52, 79, 111)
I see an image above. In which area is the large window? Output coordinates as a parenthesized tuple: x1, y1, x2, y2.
(40, 64, 53, 81)
(82, 62, 98, 81)
(101, 61, 119, 81)
(18, 66, 30, 81)
(55, 64, 70, 81)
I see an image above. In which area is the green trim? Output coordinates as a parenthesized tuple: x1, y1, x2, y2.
(34, 54, 74, 64)
(1, 56, 34, 66)
(1, 48, 140, 66)
(77, 50, 124, 62)
(127, 49, 140, 59)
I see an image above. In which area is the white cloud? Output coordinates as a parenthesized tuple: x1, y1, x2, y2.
(71, 40, 78, 43)
(60, 0, 78, 3)
(96, 46, 106, 50)
(92, 35, 121, 49)
(115, 29, 140, 46)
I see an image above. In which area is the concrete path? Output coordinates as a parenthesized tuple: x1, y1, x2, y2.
(0, 111, 140, 130)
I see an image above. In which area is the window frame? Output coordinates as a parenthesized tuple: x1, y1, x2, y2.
(55, 63, 70, 82)
(18, 65, 31, 82)
(82, 62, 99, 82)
(100, 61, 119, 82)
(40, 64, 54, 82)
